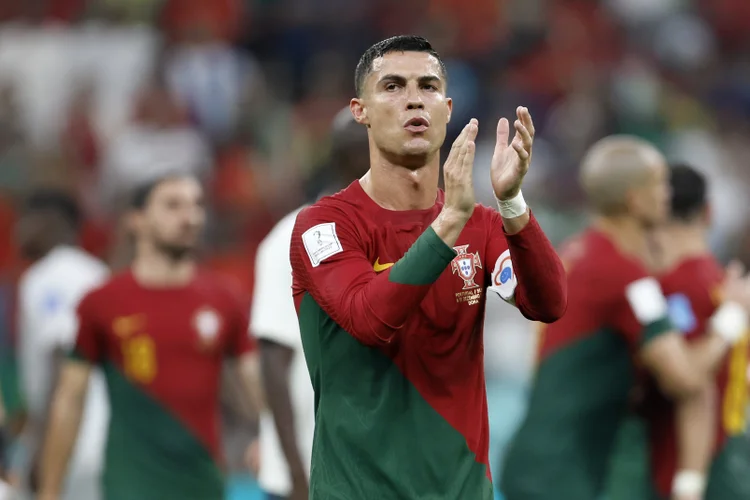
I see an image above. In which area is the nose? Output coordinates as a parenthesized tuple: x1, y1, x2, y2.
(405, 84, 424, 110)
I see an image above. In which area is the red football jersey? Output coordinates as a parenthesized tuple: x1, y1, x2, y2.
(644, 255, 748, 497)
(71, 270, 255, 498)
(289, 180, 566, 499)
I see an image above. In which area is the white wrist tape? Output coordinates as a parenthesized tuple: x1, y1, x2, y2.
(672, 470, 706, 497)
(496, 191, 527, 219)
(710, 301, 748, 345)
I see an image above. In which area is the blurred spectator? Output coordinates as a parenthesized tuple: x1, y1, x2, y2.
(99, 83, 211, 212)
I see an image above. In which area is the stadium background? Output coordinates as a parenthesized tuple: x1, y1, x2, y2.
(0, 0, 749, 498)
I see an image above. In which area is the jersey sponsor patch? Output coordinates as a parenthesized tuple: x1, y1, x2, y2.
(488, 249, 517, 302)
(625, 277, 668, 325)
(666, 293, 697, 334)
(302, 222, 343, 267)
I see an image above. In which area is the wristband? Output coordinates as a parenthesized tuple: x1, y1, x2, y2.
(710, 301, 748, 345)
(672, 470, 706, 497)
(496, 191, 527, 219)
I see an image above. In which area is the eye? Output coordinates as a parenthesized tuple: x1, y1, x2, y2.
(423, 84, 437, 91)
(385, 83, 399, 92)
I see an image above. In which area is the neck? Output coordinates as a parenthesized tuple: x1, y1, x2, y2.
(656, 223, 709, 271)
(593, 215, 651, 264)
(360, 147, 440, 211)
(132, 245, 196, 287)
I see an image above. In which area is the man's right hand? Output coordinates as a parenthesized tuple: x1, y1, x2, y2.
(712, 261, 750, 345)
(433, 119, 478, 248)
(442, 119, 478, 220)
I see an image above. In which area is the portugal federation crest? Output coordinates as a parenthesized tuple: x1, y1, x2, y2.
(451, 245, 482, 290)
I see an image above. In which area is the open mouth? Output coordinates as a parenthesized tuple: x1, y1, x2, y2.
(404, 117, 430, 133)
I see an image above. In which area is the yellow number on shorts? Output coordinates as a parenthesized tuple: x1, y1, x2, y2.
(122, 335, 157, 384)
(722, 335, 748, 435)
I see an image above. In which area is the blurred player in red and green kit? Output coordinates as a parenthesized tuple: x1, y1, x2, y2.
(636, 163, 750, 500)
(501, 137, 750, 500)
(36, 175, 262, 500)
(290, 35, 568, 500)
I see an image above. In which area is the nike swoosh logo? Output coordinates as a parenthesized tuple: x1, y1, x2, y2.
(373, 258, 394, 273)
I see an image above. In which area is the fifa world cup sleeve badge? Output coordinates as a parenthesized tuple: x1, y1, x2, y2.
(489, 249, 517, 302)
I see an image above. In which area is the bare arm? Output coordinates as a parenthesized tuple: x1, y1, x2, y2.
(259, 339, 307, 491)
(237, 352, 265, 415)
(38, 359, 92, 498)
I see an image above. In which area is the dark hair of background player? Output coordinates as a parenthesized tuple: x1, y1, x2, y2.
(17, 189, 81, 260)
(354, 35, 448, 97)
(669, 163, 707, 222)
(23, 189, 81, 230)
(130, 173, 196, 210)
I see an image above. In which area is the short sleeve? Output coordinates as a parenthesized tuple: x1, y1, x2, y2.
(612, 272, 673, 348)
(250, 223, 300, 348)
(69, 292, 104, 364)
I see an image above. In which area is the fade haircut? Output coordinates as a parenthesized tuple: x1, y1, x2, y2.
(354, 35, 447, 97)
(669, 163, 708, 222)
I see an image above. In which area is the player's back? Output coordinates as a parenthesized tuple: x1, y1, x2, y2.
(72, 270, 254, 500)
(502, 229, 671, 500)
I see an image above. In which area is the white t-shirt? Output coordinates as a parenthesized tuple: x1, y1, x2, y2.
(17, 246, 110, 485)
(252, 207, 315, 496)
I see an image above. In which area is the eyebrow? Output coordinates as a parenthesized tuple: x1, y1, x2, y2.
(377, 74, 443, 87)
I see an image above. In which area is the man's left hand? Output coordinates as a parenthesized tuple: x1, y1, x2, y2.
(491, 106, 535, 200)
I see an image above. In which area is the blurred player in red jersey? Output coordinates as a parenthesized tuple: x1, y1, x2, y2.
(290, 35, 567, 500)
(641, 163, 750, 500)
(501, 137, 750, 500)
(37, 175, 261, 500)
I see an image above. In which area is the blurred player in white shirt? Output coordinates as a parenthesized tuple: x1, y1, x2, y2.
(252, 109, 369, 500)
(15, 190, 109, 500)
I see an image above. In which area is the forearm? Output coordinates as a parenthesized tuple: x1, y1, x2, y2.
(675, 384, 715, 472)
(505, 213, 567, 322)
(39, 391, 85, 495)
(259, 345, 306, 476)
(686, 335, 730, 380)
(339, 226, 456, 344)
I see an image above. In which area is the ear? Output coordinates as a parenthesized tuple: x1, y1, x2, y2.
(350, 98, 369, 127)
(446, 97, 453, 123)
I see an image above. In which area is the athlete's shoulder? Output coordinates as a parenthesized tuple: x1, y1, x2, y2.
(193, 270, 249, 312)
(298, 184, 362, 226)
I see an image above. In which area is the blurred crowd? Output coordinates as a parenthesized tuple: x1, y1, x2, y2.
(1, 0, 750, 488)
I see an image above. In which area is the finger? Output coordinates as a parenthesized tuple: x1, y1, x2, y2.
(446, 122, 471, 166)
(518, 106, 535, 137)
(495, 118, 510, 152)
(514, 120, 533, 151)
(467, 118, 479, 143)
(512, 140, 530, 160)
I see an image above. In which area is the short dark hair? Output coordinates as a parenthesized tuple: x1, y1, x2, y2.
(130, 173, 196, 210)
(354, 35, 447, 97)
(23, 189, 81, 228)
(669, 163, 707, 221)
